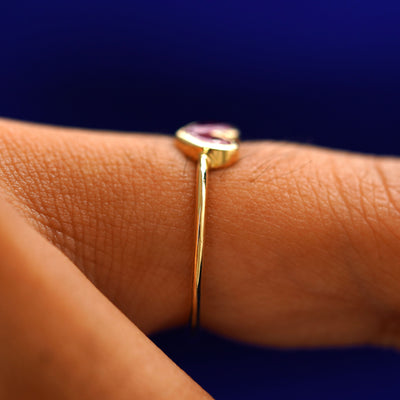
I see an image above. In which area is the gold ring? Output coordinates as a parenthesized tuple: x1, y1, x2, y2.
(175, 122, 240, 329)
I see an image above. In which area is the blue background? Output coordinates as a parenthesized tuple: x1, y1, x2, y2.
(1, 1, 400, 398)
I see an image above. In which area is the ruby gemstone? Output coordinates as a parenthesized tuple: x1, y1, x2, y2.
(185, 122, 232, 145)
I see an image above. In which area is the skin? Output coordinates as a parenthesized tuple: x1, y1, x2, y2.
(0, 196, 209, 400)
(1, 117, 400, 397)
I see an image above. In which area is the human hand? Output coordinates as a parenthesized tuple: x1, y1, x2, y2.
(1, 118, 400, 398)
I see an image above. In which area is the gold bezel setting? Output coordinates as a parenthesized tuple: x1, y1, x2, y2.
(175, 122, 240, 169)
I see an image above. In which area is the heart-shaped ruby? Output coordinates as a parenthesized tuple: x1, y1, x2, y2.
(184, 122, 235, 145)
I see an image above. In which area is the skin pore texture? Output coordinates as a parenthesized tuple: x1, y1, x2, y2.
(1, 118, 400, 397)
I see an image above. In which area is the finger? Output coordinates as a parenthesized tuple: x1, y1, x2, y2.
(0, 196, 211, 399)
(0, 118, 400, 348)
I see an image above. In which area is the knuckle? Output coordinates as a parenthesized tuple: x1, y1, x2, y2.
(327, 156, 400, 249)
(331, 156, 400, 327)
(310, 155, 400, 319)
(372, 160, 400, 240)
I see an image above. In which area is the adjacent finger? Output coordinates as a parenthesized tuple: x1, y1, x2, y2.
(0, 195, 211, 399)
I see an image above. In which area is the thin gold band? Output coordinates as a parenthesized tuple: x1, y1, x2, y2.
(175, 122, 240, 329)
(191, 151, 209, 328)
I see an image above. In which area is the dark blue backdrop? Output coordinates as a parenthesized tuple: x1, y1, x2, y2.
(1, 1, 400, 398)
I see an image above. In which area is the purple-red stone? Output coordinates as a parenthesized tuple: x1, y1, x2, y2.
(185, 122, 232, 145)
